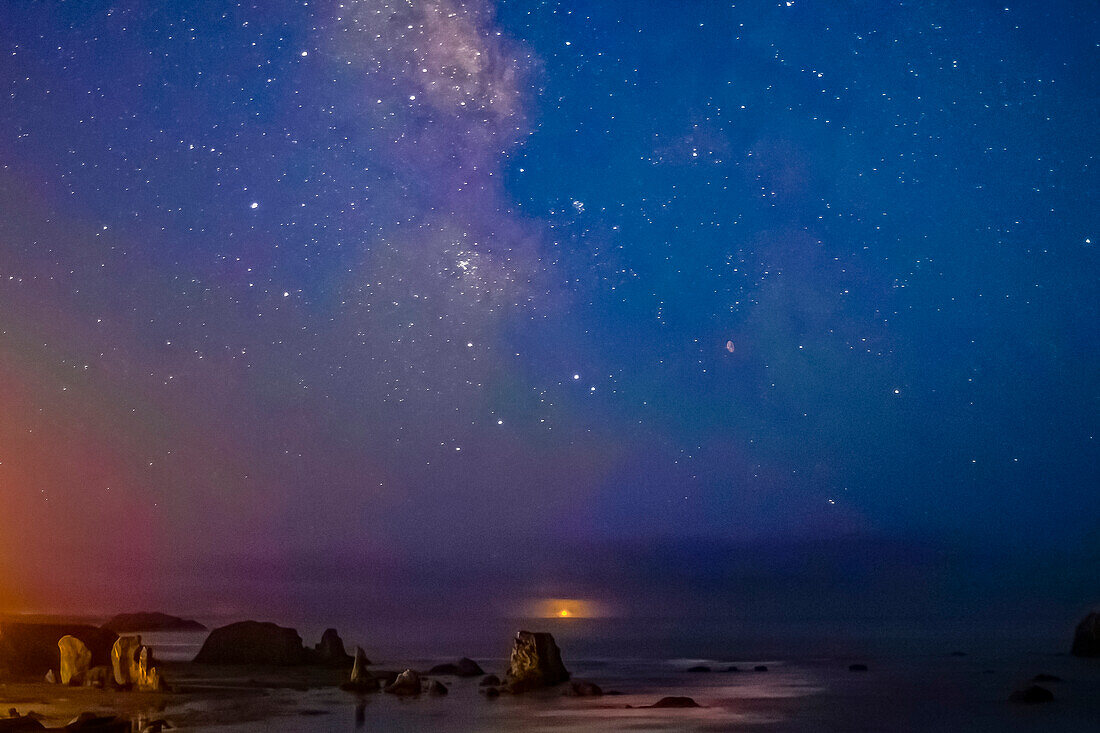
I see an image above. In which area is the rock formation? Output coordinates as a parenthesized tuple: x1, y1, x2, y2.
(193, 621, 308, 665)
(1071, 611, 1100, 657)
(427, 679, 448, 696)
(340, 647, 377, 692)
(58, 636, 92, 686)
(0, 623, 117, 679)
(313, 628, 353, 666)
(505, 630, 570, 693)
(109, 636, 165, 691)
(102, 613, 205, 633)
(111, 636, 143, 687)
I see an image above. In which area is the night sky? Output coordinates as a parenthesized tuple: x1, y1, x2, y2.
(1, 1, 1096, 621)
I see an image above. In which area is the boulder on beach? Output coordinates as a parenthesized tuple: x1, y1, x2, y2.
(193, 621, 308, 666)
(1071, 612, 1100, 657)
(649, 696, 700, 708)
(383, 669, 421, 696)
(1008, 685, 1054, 704)
(0, 623, 117, 679)
(427, 679, 448, 696)
(505, 631, 570, 693)
(58, 636, 92, 686)
(83, 666, 111, 689)
(101, 613, 205, 634)
(313, 629, 353, 667)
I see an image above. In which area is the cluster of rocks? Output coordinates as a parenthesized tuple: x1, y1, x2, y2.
(334, 629, 605, 701)
(54, 634, 165, 692)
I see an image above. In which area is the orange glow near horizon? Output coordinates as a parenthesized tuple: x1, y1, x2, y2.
(526, 597, 608, 619)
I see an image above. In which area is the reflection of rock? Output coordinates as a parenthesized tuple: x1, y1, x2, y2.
(313, 629, 353, 666)
(1071, 612, 1100, 657)
(1009, 685, 1054, 704)
(194, 621, 307, 665)
(649, 696, 700, 708)
(102, 613, 205, 633)
(0, 623, 116, 679)
(58, 636, 92, 686)
(383, 669, 421, 696)
(505, 631, 569, 693)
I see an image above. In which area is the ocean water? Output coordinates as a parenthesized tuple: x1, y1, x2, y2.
(127, 617, 1100, 732)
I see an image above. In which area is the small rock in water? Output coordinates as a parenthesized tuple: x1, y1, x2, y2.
(479, 674, 500, 687)
(455, 657, 484, 677)
(1008, 685, 1054, 704)
(43, 670, 55, 685)
(568, 679, 603, 696)
(848, 664, 868, 672)
(686, 665, 710, 673)
(1032, 673, 1063, 682)
(383, 669, 422, 696)
(726, 666, 739, 672)
(649, 696, 700, 708)
(483, 687, 500, 698)
(1071, 612, 1100, 657)
(427, 680, 448, 696)
(754, 665, 768, 672)
(428, 663, 459, 675)
(7, 708, 17, 718)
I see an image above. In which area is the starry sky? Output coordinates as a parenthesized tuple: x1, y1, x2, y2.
(0, 1, 1097, 619)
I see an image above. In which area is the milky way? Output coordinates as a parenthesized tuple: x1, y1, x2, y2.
(0, 1, 1096, 614)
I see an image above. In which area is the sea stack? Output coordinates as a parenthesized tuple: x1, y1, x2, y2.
(505, 630, 570, 693)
